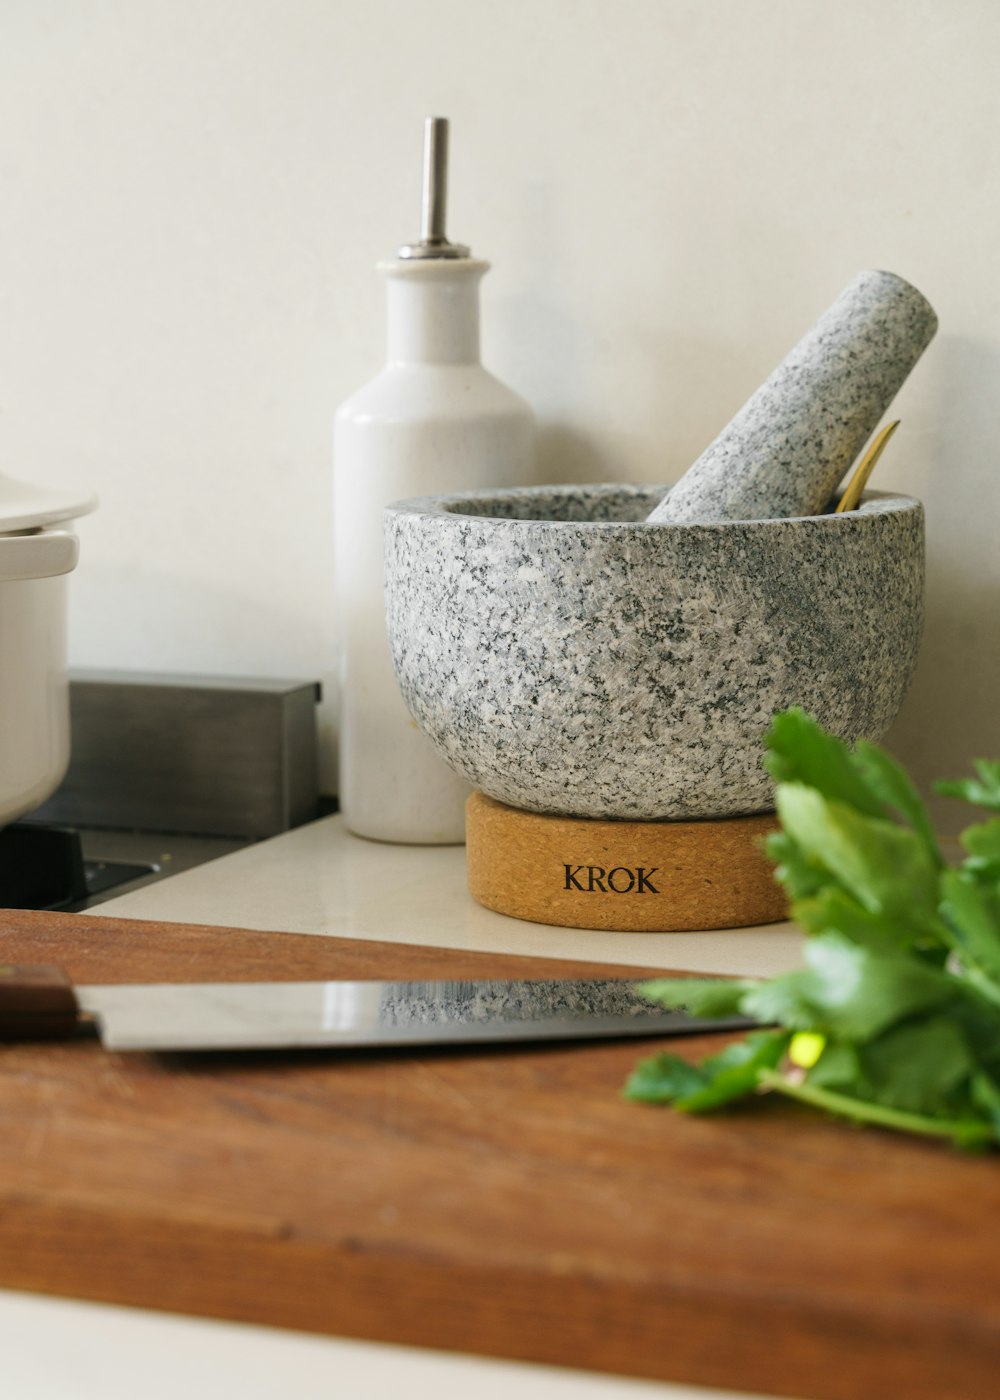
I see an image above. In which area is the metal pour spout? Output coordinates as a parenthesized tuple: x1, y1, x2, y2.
(397, 117, 470, 260)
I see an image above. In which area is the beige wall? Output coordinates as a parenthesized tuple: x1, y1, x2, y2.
(1, 0, 997, 814)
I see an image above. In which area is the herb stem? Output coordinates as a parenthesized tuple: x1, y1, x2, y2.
(756, 1071, 994, 1148)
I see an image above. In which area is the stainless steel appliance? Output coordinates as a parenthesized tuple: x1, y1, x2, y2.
(3, 672, 323, 911)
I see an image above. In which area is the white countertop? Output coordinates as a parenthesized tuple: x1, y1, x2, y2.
(5, 816, 805, 1400)
(87, 813, 805, 978)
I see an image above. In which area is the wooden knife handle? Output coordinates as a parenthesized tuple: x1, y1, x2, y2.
(0, 965, 80, 1039)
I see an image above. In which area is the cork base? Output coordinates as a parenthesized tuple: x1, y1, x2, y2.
(466, 792, 788, 932)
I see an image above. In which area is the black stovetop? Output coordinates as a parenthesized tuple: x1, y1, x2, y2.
(0, 823, 158, 912)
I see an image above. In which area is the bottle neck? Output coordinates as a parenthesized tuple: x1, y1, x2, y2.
(381, 259, 488, 365)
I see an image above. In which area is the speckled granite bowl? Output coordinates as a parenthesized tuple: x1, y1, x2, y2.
(384, 484, 924, 820)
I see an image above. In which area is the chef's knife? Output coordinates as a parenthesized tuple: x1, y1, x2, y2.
(0, 965, 753, 1053)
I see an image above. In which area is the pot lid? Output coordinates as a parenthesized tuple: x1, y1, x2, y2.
(0, 470, 98, 532)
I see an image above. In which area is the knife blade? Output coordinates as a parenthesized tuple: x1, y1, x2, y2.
(0, 965, 754, 1053)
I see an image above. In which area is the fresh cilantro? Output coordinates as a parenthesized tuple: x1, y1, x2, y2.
(937, 760, 1000, 812)
(625, 708, 1000, 1151)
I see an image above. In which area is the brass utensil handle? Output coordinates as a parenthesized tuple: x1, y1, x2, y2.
(0, 964, 80, 1039)
(835, 419, 900, 513)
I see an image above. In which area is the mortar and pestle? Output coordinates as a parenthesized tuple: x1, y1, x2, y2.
(384, 271, 935, 932)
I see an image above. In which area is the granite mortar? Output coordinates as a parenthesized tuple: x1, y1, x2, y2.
(384, 483, 924, 821)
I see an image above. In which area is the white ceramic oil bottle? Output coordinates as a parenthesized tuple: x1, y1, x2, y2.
(334, 118, 535, 843)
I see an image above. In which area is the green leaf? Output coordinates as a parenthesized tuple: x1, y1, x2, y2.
(671, 1031, 790, 1112)
(741, 934, 956, 1041)
(623, 1053, 708, 1104)
(939, 869, 1000, 986)
(636, 978, 753, 1018)
(971, 1072, 1000, 1135)
(857, 1015, 975, 1115)
(739, 970, 829, 1031)
(961, 818, 1000, 862)
(852, 740, 943, 866)
(763, 830, 829, 901)
(958, 820, 1000, 886)
(774, 785, 944, 936)
(804, 1039, 861, 1089)
(946, 987, 1000, 1070)
(791, 887, 922, 954)
(937, 760, 1000, 812)
(802, 935, 956, 1039)
(764, 709, 884, 816)
(964, 858, 1000, 886)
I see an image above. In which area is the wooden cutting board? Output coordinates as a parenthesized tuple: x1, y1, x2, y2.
(2, 908, 1000, 1400)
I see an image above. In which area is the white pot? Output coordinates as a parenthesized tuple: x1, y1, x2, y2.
(0, 472, 96, 827)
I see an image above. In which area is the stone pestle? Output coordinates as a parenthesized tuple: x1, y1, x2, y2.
(646, 269, 937, 524)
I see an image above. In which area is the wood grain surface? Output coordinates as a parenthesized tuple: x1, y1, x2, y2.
(2, 907, 1000, 1399)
